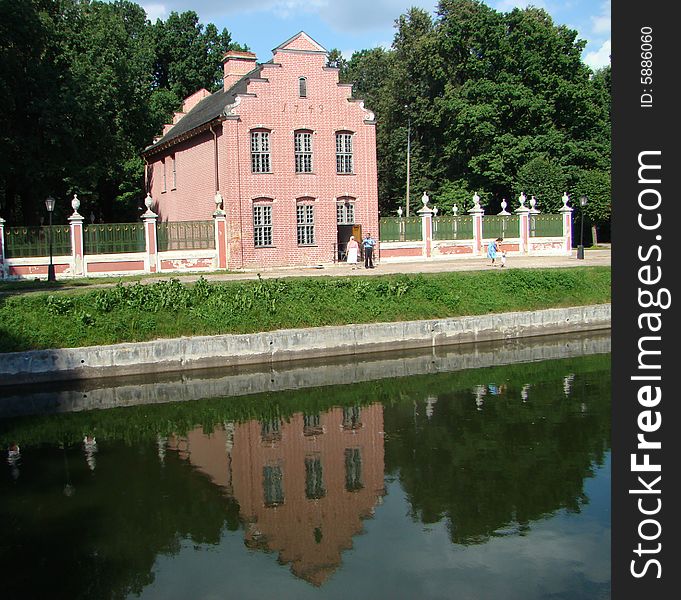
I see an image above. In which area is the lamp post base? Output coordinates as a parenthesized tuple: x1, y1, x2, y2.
(577, 245, 585, 260)
(47, 264, 56, 281)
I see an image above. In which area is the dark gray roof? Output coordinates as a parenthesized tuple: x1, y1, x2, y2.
(143, 65, 263, 155)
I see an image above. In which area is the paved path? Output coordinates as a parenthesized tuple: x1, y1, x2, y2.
(0, 247, 611, 295)
(169, 246, 611, 284)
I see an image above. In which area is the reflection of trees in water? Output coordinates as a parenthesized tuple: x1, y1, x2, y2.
(383, 368, 611, 545)
(0, 442, 241, 600)
(1, 353, 610, 596)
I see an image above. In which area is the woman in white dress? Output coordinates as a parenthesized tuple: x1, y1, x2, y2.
(346, 235, 359, 269)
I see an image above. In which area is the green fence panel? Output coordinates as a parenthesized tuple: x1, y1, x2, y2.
(530, 214, 563, 237)
(4, 225, 71, 258)
(84, 223, 146, 255)
(379, 217, 422, 242)
(482, 215, 519, 240)
(157, 221, 215, 251)
(432, 216, 474, 240)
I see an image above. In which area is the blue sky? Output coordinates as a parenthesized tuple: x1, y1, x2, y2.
(141, 0, 611, 70)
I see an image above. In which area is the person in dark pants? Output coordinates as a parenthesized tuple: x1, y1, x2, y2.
(363, 233, 376, 268)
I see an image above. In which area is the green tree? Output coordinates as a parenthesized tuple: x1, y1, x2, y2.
(570, 169, 611, 245)
(515, 156, 568, 212)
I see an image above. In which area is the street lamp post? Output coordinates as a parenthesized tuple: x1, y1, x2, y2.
(577, 195, 588, 260)
(405, 106, 411, 217)
(45, 196, 56, 281)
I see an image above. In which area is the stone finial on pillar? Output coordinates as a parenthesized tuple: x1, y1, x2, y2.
(70, 194, 82, 218)
(529, 195, 540, 214)
(498, 199, 511, 215)
(142, 193, 158, 218)
(214, 192, 224, 216)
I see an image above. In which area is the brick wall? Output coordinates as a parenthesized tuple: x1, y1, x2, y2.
(146, 34, 379, 270)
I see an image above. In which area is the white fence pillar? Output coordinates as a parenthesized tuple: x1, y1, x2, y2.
(559, 192, 574, 255)
(68, 194, 85, 277)
(515, 192, 530, 254)
(417, 192, 434, 258)
(469, 193, 484, 256)
(142, 194, 159, 274)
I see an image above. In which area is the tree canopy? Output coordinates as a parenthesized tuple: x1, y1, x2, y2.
(1, 0, 610, 231)
(0, 0, 243, 223)
(343, 0, 610, 227)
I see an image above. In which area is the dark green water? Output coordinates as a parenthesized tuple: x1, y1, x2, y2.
(1, 350, 610, 600)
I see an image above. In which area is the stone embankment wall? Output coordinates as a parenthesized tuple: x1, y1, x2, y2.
(0, 329, 611, 418)
(0, 304, 610, 387)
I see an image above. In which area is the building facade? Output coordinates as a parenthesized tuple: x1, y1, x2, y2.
(142, 32, 379, 269)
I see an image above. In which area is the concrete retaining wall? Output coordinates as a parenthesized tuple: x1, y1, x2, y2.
(0, 330, 611, 417)
(0, 304, 611, 386)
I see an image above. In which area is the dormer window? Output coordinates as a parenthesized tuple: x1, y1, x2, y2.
(298, 77, 307, 98)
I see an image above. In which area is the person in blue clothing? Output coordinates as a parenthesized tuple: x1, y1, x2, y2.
(363, 233, 376, 268)
(487, 237, 499, 266)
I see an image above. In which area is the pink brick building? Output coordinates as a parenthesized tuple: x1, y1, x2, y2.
(142, 32, 378, 269)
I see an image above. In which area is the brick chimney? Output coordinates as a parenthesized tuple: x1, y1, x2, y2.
(222, 51, 257, 91)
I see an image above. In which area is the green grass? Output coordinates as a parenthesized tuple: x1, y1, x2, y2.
(0, 267, 611, 353)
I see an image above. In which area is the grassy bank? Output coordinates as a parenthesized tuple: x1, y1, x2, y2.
(0, 267, 610, 353)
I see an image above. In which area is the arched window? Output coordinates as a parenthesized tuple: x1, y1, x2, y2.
(250, 129, 271, 173)
(298, 77, 307, 98)
(294, 129, 313, 173)
(296, 197, 315, 245)
(252, 197, 274, 247)
(335, 131, 354, 174)
(336, 196, 355, 224)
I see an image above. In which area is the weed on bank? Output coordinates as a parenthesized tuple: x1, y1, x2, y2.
(0, 267, 610, 353)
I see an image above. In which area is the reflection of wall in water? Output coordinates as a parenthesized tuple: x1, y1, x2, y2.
(166, 404, 386, 586)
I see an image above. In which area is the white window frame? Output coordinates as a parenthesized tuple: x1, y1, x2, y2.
(336, 132, 353, 174)
(253, 202, 273, 247)
(295, 131, 313, 173)
(336, 199, 355, 224)
(251, 130, 271, 173)
(298, 77, 307, 98)
(296, 202, 315, 246)
(171, 154, 176, 190)
(161, 158, 167, 193)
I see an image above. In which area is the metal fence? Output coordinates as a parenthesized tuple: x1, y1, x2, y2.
(432, 216, 474, 240)
(379, 217, 422, 241)
(3, 225, 72, 258)
(83, 223, 146, 255)
(157, 220, 215, 251)
(530, 214, 563, 237)
(482, 215, 520, 240)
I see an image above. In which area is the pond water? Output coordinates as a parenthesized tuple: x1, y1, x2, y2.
(0, 334, 611, 600)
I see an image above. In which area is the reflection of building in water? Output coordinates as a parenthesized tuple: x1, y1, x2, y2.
(83, 436, 97, 471)
(166, 404, 385, 586)
(521, 383, 530, 402)
(7, 442, 21, 480)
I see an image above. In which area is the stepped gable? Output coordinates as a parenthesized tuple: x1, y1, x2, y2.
(273, 31, 327, 54)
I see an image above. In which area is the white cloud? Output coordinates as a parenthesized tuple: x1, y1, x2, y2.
(590, 0, 610, 35)
(584, 39, 611, 69)
(142, 3, 168, 21)
(141, 0, 437, 33)
(494, 0, 547, 11)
